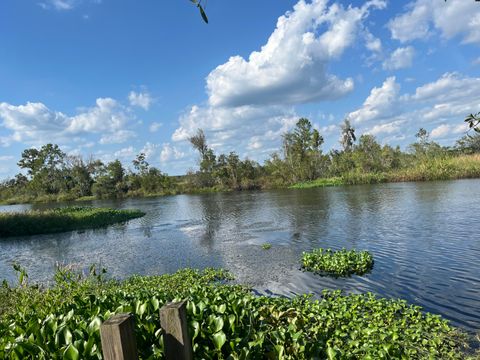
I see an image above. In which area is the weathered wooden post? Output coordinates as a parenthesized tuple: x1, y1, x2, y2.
(160, 300, 193, 360)
(100, 313, 138, 360)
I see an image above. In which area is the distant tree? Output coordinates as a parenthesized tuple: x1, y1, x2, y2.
(189, 129, 208, 159)
(415, 128, 429, 145)
(188, 128, 216, 186)
(283, 118, 325, 181)
(354, 134, 384, 172)
(132, 153, 149, 174)
(340, 118, 356, 152)
(18, 144, 66, 194)
(456, 133, 480, 154)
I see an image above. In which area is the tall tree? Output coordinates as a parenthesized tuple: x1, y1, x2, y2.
(340, 118, 356, 151)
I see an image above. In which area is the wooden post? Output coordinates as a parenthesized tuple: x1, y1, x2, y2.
(160, 300, 193, 360)
(100, 313, 138, 360)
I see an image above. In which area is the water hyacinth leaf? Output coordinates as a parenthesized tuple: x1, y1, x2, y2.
(63, 343, 79, 360)
(327, 345, 337, 359)
(212, 331, 226, 351)
(211, 316, 224, 333)
(87, 317, 101, 334)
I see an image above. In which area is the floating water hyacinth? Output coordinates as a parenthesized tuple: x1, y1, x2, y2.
(301, 248, 374, 276)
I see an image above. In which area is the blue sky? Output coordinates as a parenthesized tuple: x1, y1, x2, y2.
(1, 0, 479, 178)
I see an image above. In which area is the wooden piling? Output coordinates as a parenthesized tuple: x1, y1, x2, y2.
(100, 313, 138, 360)
(160, 300, 193, 360)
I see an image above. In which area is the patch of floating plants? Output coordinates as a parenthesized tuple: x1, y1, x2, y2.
(0, 207, 145, 237)
(301, 248, 374, 277)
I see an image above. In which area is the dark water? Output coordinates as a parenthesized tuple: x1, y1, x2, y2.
(1, 180, 479, 333)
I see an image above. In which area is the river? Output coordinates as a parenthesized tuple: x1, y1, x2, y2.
(1, 179, 479, 333)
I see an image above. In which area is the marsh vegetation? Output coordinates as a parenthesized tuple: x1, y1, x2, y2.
(0, 207, 145, 237)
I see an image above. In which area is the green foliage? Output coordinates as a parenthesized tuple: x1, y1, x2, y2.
(465, 112, 480, 133)
(0, 207, 145, 237)
(302, 248, 374, 277)
(282, 118, 326, 182)
(3, 120, 480, 204)
(0, 267, 474, 359)
(261, 243, 272, 250)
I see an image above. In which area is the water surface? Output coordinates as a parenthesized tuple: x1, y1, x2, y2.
(1, 179, 479, 333)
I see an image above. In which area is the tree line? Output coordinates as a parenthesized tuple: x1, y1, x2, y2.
(1, 117, 480, 203)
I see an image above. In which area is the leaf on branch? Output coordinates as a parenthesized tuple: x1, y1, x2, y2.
(198, 4, 209, 24)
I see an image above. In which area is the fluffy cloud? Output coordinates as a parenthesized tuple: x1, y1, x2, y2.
(388, 0, 480, 44)
(0, 97, 136, 145)
(348, 77, 401, 124)
(348, 72, 480, 143)
(430, 123, 467, 139)
(365, 31, 382, 53)
(128, 91, 153, 110)
(160, 143, 185, 163)
(382, 46, 415, 70)
(206, 0, 386, 108)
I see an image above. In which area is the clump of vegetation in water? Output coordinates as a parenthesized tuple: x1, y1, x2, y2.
(0, 266, 474, 359)
(0, 207, 145, 237)
(302, 248, 374, 276)
(261, 243, 272, 250)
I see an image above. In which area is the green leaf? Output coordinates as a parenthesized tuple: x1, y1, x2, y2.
(211, 316, 224, 333)
(212, 331, 226, 351)
(64, 327, 73, 345)
(327, 345, 337, 360)
(63, 343, 79, 360)
(87, 317, 101, 334)
(198, 4, 208, 24)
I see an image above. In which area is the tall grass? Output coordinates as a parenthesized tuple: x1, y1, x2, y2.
(0, 207, 145, 237)
(292, 155, 480, 189)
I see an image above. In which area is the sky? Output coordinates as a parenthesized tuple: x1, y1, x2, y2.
(0, 0, 479, 178)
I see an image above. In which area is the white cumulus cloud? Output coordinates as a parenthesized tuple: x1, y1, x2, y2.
(128, 91, 153, 110)
(0, 97, 136, 145)
(348, 77, 401, 124)
(388, 0, 480, 45)
(383, 46, 415, 70)
(347, 72, 480, 144)
(206, 0, 386, 108)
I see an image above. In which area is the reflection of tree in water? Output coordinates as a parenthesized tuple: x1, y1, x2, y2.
(269, 189, 332, 246)
(196, 193, 223, 249)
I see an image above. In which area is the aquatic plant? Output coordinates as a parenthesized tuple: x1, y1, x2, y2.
(302, 248, 374, 276)
(262, 243, 272, 250)
(0, 207, 145, 237)
(0, 266, 473, 359)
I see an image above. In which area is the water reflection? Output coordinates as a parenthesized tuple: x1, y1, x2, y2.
(0, 180, 479, 333)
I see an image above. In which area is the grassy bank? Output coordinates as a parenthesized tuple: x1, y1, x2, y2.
(0, 267, 477, 359)
(0, 207, 145, 237)
(292, 154, 480, 189)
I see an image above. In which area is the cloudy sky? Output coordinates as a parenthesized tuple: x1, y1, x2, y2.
(1, 0, 479, 178)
